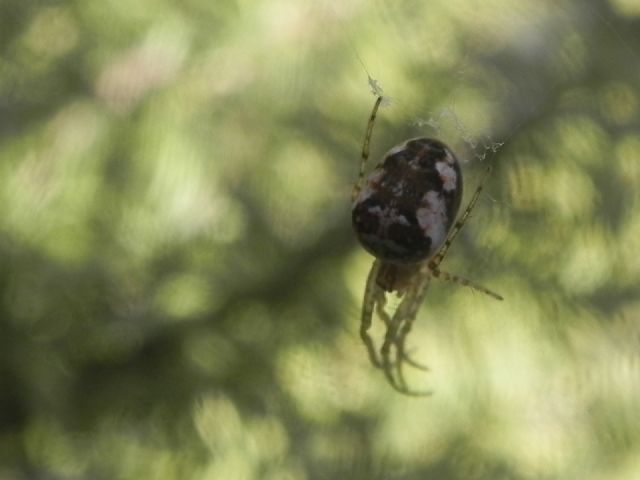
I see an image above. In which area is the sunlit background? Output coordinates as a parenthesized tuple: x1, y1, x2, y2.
(1, 0, 640, 478)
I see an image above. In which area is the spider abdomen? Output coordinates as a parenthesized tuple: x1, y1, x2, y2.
(352, 138, 463, 264)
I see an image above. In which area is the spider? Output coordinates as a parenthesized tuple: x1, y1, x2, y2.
(351, 95, 503, 396)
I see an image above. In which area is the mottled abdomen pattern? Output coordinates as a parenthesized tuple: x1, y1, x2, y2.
(352, 138, 463, 264)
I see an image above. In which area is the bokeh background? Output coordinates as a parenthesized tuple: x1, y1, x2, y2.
(1, 0, 640, 478)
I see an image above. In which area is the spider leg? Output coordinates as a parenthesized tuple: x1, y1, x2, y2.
(374, 288, 392, 328)
(375, 285, 404, 387)
(392, 277, 433, 396)
(425, 163, 503, 300)
(352, 95, 383, 203)
(379, 280, 433, 397)
(394, 274, 432, 376)
(429, 165, 492, 270)
(380, 309, 410, 392)
(381, 328, 432, 397)
(374, 284, 429, 371)
(400, 351, 430, 371)
(360, 260, 383, 368)
(432, 269, 503, 301)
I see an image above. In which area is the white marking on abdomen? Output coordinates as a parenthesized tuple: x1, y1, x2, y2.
(435, 161, 457, 191)
(416, 191, 448, 252)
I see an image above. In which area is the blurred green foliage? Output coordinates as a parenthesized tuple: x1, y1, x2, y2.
(1, 0, 640, 479)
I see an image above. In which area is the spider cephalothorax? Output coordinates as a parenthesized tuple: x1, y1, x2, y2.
(352, 95, 503, 396)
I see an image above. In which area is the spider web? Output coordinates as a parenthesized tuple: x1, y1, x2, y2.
(411, 108, 505, 163)
(348, 1, 640, 171)
(364, 73, 507, 166)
